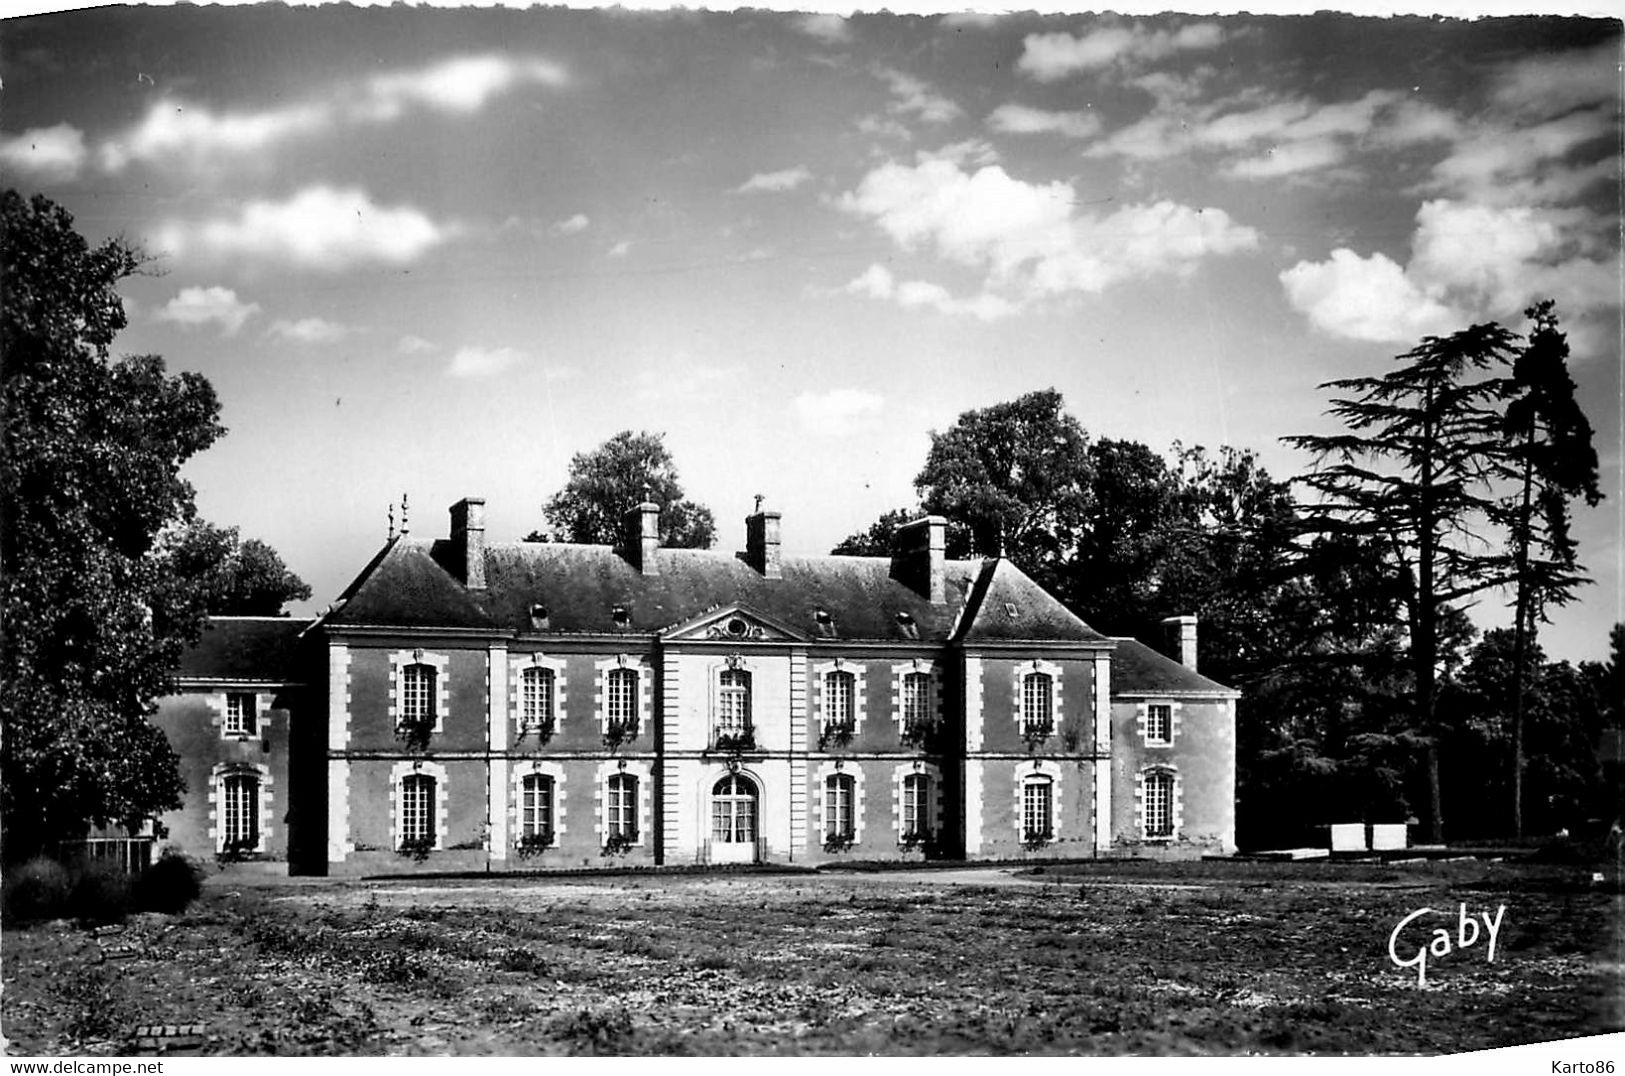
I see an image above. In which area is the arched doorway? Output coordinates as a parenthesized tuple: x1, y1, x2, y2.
(710, 774, 759, 864)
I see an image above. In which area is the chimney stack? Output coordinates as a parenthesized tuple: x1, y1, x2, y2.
(891, 515, 946, 604)
(622, 500, 660, 575)
(1161, 615, 1198, 671)
(745, 507, 782, 579)
(449, 497, 486, 590)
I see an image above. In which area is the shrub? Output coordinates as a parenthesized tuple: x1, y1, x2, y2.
(134, 850, 205, 914)
(3, 857, 72, 924)
(66, 860, 132, 923)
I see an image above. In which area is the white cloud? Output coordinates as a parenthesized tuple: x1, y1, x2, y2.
(608, 241, 632, 258)
(734, 166, 813, 194)
(447, 345, 523, 379)
(1017, 22, 1224, 81)
(879, 69, 962, 125)
(355, 55, 568, 121)
(792, 388, 885, 433)
(156, 186, 449, 270)
(96, 54, 567, 174)
(986, 104, 1101, 140)
(1427, 106, 1616, 206)
(267, 317, 351, 345)
(0, 123, 88, 181)
(397, 334, 435, 354)
(1282, 191, 1619, 349)
(839, 158, 1257, 300)
(918, 139, 999, 168)
(857, 114, 913, 142)
(1222, 138, 1349, 180)
(552, 213, 590, 235)
(838, 263, 1018, 321)
(794, 14, 851, 43)
(155, 286, 261, 336)
(1280, 249, 1461, 344)
(100, 99, 330, 172)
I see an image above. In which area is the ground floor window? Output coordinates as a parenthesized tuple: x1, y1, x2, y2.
(1144, 770, 1175, 838)
(520, 773, 555, 842)
(607, 773, 638, 840)
(902, 773, 930, 838)
(825, 773, 855, 841)
(401, 773, 436, 847)
(220, 772, 259, 851)
(1022, 777, 1053, 843)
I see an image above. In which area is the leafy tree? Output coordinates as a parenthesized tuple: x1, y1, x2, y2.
(156, 520, 312, 616)
(830, 506, 973, 558)
(538, 430, 716, 548)
(1, 190, 224, 858)
(1499, 301, 1602, 836)
(1286, 321, 1519, 842)
(915, 389, 1092, 593)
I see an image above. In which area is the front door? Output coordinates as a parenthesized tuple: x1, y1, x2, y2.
(710, 774, 759, 864)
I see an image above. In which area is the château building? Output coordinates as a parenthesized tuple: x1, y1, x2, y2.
(152, 498, 1238, 875)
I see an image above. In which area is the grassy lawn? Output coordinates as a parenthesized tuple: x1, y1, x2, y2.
(2, 859, 1618, 1055)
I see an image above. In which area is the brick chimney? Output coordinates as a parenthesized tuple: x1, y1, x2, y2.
(1161, 615, 1198, 671)
(622, 500, 660, 576)
(448, 497, 486, 590)
(891, 515, 946, 604)
(745, 507, 782, 579)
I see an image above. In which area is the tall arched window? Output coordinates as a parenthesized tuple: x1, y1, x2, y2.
(1021, 672, 1053, 739)
(607, 668, 638, 730)
(221, 771, 259, 851)
(402, 663, 437, 726)
(607, 773, 638, 840)
(716, 669, 752, 745)
(902, 773, 930, 838)
(824, 670, 855, 733)
(400, 773, 436, 847)
(824, 773, 856, 841)
(1144, 770, 1175, 838)
(1022, 775, 1054, 842)
(521, 666, 556, 735)
(520, 773, 555, 842)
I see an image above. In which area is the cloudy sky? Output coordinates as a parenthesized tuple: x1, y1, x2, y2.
(2, 6, 1620, 660)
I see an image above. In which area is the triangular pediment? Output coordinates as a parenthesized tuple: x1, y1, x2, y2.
(661, 603, 807, 643)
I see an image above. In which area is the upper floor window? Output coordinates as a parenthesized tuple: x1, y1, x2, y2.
(1146, 703, 1172, 745)
(824, 671, 855, 733)
(521, 666, 556, 735)
(715, 668, 753, 747)
(1144, 770, 1175, 839)
(400, 773, 436, 847)
(607, 668, 637, 727)
(402, 664, 437, 726)
(903, 673, 930, 728)
(1021, 672, 1054, 740)
(224, 692, 257, 737)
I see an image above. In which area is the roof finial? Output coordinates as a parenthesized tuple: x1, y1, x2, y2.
(641, 482, 653, 504)
(400, 493, 410, 535)
(753, 493, 765, 514)
(388, 502, 396, 540)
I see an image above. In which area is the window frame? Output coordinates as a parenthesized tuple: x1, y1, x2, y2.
(1142, 768, 1178, 840)
(1022, 776, 1054, 842)
(223, 692, 258, 738)
(519, 771, 557, 844)
(824, 773, 856, 840)
(606, 772, 639, 841)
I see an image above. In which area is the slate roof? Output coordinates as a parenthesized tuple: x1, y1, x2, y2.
(321, 536, 1108, 646)
(1110, 637, 1237, 696)
(177, 616, 313, 682)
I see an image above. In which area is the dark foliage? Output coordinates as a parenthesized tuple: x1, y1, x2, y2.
(539, 430, 716, 548)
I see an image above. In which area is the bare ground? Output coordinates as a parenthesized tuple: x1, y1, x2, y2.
(2, 859, 1618, 1056)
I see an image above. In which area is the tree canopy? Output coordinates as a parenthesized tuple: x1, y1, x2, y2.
(537, 430, 716, 548)
(2, 189, 224, 856)
(156, 520, 313, 616)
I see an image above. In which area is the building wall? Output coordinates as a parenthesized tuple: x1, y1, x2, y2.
(1109, 696, 1236, 858)
(151, 685, 298, 866)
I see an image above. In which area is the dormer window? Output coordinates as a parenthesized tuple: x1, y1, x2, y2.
(529, 603, 550, 630)
(894, 611, 918, 640)
(813, 608, 836, 638)
(611, 604, 630, 627)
